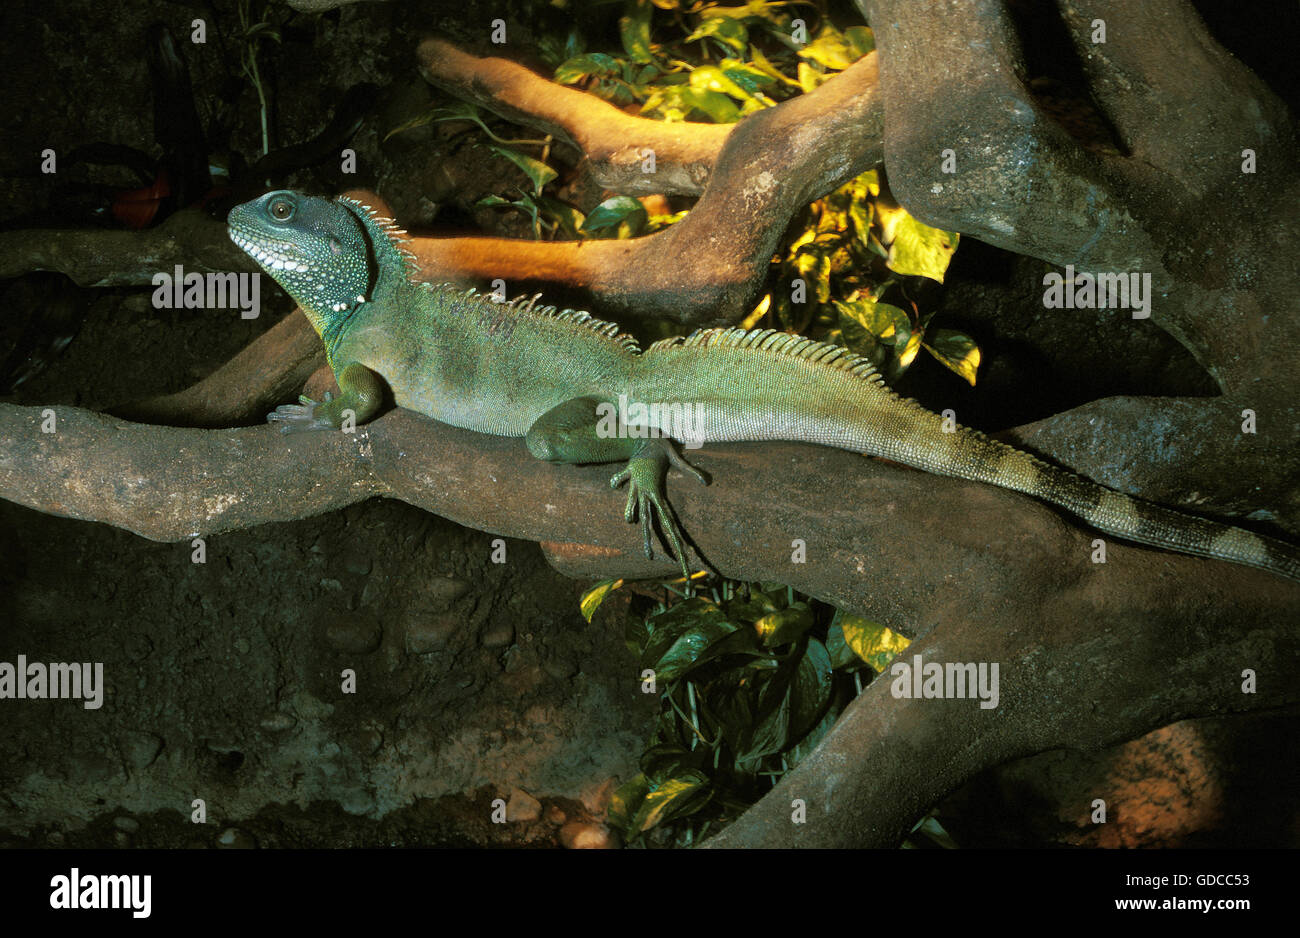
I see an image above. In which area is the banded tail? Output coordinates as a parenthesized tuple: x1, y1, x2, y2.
(635, 328, 1300, 582)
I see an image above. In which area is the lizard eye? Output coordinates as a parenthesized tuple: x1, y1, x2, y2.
(269, 198, 295, 222)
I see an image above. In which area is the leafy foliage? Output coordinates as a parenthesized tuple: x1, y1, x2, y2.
(420, 0, 977, 384)
(580, 575, 918, 847)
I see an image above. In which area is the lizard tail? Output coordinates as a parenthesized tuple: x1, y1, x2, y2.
(972, 442, 1300, 582)
(635, 327, 1300, 583)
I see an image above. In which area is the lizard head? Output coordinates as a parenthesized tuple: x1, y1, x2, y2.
(227, 190, 386, 341)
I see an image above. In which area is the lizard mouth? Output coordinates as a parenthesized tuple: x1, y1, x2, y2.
(228, 225, 310, 274)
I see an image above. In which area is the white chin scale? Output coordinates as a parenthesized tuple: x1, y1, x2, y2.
(229, 229, 311, 274)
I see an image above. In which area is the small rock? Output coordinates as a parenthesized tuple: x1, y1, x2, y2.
(559, 821, 619, 849)
(234, 638, 251, 655)
(259, 712, 296, 732)
(46, 830, 65, 846)
(507, 788, 542, 822)
(580, 777, 619, 816)
(113, 831, 132, 847)
(113, 816, 140, 833)
(119, 732, 163, 770)
(405, 613, 460, 653)
(216, 827, 256, 849)
(543, 657, 579, 681)
(340, 788, 376, 817)
(481, 621, 515, 649)
(501, 646, 525, 673)
(324, 613, 383, 654)
(425, 576, 471, 606)
(545, 804, 567, 825)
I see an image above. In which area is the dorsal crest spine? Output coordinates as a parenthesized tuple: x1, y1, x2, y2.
(429, 282, 642, 353)
(647, 327, 886, 384)
(337, 196, 419, 275)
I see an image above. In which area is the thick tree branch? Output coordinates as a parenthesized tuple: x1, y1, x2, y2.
(0, 208, 251, 287)
(4, 401, 1294, 854)
(1003, 395, 1300, 534)
(4, 401, 1295, 623)
(408, 52, 882, 324)
(110, 311, 325, 428)
(417, 37, 732, 196)
(704, 572, 1299, 847)
(858, 0, 1300, 402)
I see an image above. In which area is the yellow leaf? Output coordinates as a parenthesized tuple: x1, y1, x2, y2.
(579, 578, 624, 622)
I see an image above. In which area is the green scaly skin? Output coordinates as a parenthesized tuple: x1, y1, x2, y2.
(227, 190, 1300, 583)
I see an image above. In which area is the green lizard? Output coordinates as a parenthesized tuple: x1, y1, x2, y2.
(227, 189, 1300, 583)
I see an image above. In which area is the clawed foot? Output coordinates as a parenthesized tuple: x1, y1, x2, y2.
(609, 440, 707, 578)
(267, 392, 335, 433)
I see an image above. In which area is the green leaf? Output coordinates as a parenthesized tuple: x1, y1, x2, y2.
(620, 0, 655, 63)
(740, 668, 792, 760)
(534, 195, 586, 238)
(639, 742, 702, 782)
(752, 603, 814, 647)
(581, 195, 648, 238)
(685, 16, 748, 56)
(487, 146, 557, 196)
(837, 612, 910, 672)
(606, 773, 652, 831)
(642, 598, 740, 682)
(905, 813, 960, 849)
(834, 298, 909, 344)
(654, 619, 740, 682)
(682, 88, 740, 123)
(686, 626, 768, 671)
(845, 26, 875, 57)
(579, 578, 623, 623)
(554, 52, 621, 85)
(796, 61, 828, 93)
(631, 770, 711, 832)
(794, 247, 831, 303)
(689, 65, 755, 103)
(923, 329, 981, 386)
(706, 670, 755, 749)
(787, 638, 833, 743)
(642, 85, 741, 123)
(748, 44, 800, 87)
(718, 58, 778, 95)
(624, 612, 651, 657)
(825, 619, 861, 670)
(633, 62, 662, 87)
(897, 328, 923, 369)
(877, 206, 960, 282)
(797, 30, 859, 71)
(564, 30, 584, 62)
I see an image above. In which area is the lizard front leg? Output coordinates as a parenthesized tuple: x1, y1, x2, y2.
(525, 396, 708, 577)
(268, 361, 384, 432)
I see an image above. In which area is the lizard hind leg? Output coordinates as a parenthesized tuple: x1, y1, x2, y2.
(525, 397, 707, 578)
